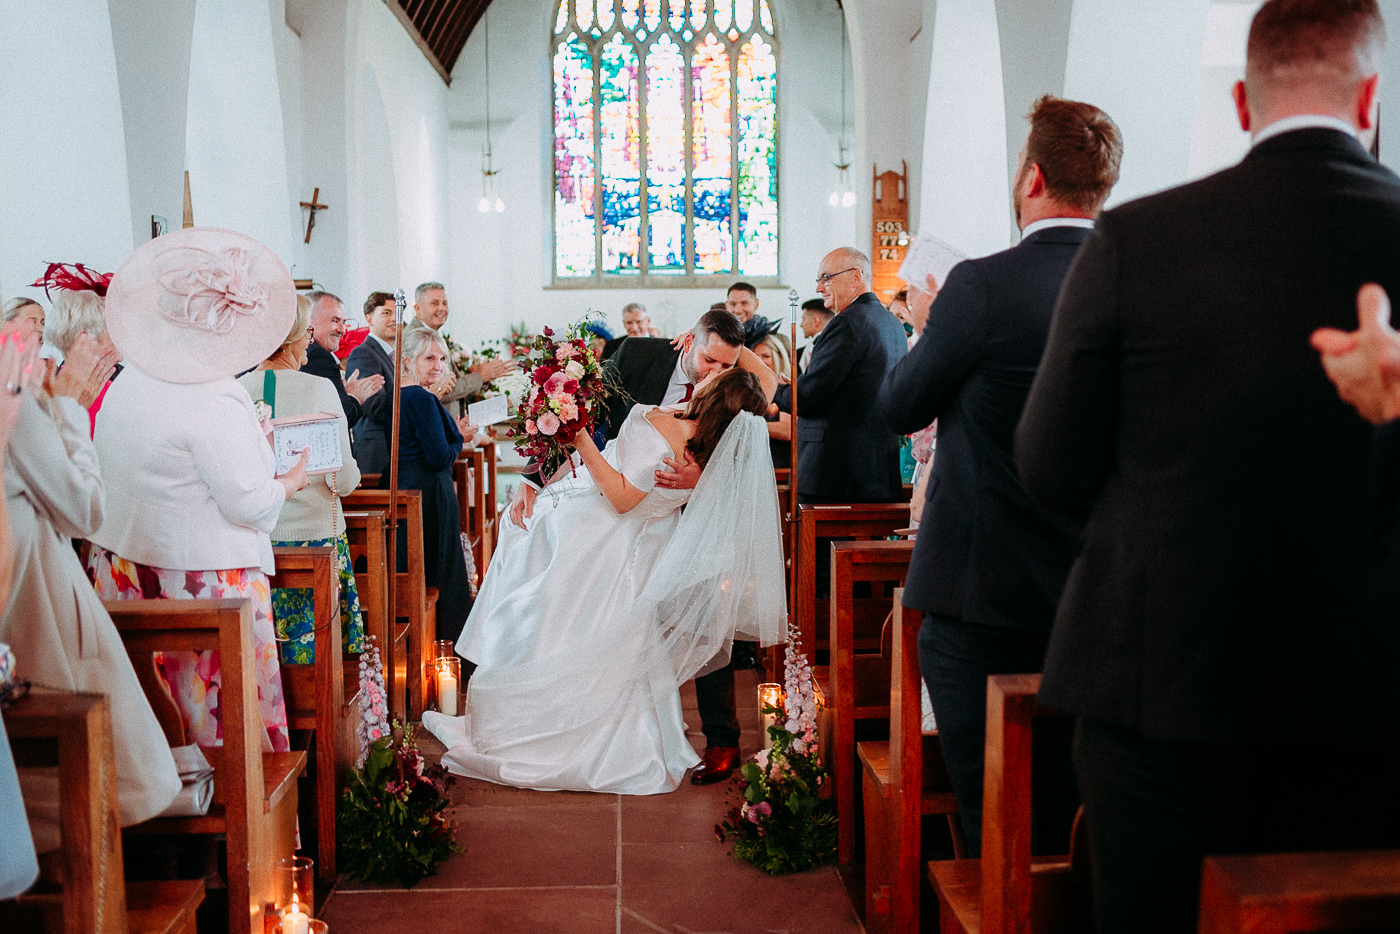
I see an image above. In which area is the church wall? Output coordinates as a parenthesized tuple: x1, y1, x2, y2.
(0, 0, 135, 300)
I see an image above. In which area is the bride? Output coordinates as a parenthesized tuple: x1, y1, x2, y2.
(423, 362, 786, 794)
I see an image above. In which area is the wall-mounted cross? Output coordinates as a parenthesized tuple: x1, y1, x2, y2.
(300, 188, 329, 243)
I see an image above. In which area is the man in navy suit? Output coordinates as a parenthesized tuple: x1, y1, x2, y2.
(1017, 3, 1400, 928)
(773, 249, 907, 504)
(881, 95, 1122, 857)
(345, 291, 399, 475)
(301, 290, 383, 426)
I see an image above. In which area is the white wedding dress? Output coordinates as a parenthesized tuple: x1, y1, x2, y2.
(423, 405, 785, 794)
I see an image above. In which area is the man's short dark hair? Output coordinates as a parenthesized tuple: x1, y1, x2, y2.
(1023, 95, 1123, 214)
(1247, 0, 1384, 89)
(694, 308, 745, 348)
(364, 291, 395, 319)
(801, 298, 832, 319)
(727, 281, 758, 298)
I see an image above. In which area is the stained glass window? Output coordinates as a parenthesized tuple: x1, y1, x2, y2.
(551, 0, 779, 283)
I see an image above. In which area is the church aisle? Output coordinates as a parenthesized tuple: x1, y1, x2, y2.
(318, 669, 864, 933)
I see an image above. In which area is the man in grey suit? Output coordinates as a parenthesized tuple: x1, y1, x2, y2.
(1016, 2, 1400, 929)
(882, 95, 1122, 857)
(406, 281, 514, 416)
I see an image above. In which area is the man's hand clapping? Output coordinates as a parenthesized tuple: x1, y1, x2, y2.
(344, 368, 385, 403)
(472, 358, 515, 383)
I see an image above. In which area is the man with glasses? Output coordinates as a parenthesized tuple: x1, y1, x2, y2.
(772, 248, 907, 505)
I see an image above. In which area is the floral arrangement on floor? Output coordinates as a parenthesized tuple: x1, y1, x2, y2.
(505, 321, 535, 360)
(508, 316, 615, 478)
(715, 640, 837, 875)
(355, 635, 391, 767)
(338, 719, 460, 888)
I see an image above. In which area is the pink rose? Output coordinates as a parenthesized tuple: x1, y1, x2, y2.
(537, 412, 561, 436)
(556, 343, 577, 360)
(564, 359, 585, 380)
(545, 372, 566, 394)
(556, 400, 579, 422)
(525, 419, 538, 436)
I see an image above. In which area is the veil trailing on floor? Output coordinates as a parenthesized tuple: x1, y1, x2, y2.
(640, 410, 787, 682)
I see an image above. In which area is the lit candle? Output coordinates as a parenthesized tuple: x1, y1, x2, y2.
(437, 663, 459, 716)
(757, 683, 785, 750)
(280, 895, 309, 934)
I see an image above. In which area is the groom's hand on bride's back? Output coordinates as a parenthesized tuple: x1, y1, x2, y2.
(654, 451, 701, 490)
(508, 484, 537, 529)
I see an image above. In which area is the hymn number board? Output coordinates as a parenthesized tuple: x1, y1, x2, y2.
(871, 162, 909, 302)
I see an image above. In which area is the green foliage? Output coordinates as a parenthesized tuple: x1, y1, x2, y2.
(338, 721, 460, 888)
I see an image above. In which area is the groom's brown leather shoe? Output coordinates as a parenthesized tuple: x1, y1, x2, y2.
(690, 746, 740, 785)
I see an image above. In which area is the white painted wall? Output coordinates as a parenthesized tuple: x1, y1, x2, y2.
(0, 0, 134, 301)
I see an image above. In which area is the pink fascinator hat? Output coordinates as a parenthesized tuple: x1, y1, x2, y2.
(104, 227, 296, 384)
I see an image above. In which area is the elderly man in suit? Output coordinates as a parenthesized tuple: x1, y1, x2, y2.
(773, 248, 907, 505)
(301, 290, 383, 426)
(1016, 2, 1400, 929)
(406, 281, 514, 416)
(346, 291, 399, 475)
(881, 95, 1122, 857)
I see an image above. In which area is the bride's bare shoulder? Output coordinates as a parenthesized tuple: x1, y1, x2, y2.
(644, 406, 691, 461)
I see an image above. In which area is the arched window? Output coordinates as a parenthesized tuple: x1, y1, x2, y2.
(551, 0, 778, 284)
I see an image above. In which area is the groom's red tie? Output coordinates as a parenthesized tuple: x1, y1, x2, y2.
(681, 383, 694, 403)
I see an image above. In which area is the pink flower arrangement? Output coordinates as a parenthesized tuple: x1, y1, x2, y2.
(508, 318, 615, 477)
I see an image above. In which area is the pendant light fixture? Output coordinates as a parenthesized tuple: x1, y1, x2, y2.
(829, 2, 855, 209)
(478, 9, 505, 214)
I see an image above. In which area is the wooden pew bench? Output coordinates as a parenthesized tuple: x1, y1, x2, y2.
(1199, 850, 1400, 933)
(926, 673, 1089, 934)
(858, 588, 964, 934)
(1, 691, 205, 934)
(827, 539, 916, 866)
(107, 598, 306, 934)
(270, 544, 348, 882)
(344, 507, 393, 715)
(344, 489, 439, 718)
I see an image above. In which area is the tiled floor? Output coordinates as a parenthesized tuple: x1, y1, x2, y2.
(319, 669, 865, 933)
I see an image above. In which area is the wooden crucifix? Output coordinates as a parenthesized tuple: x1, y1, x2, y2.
(300, 188, 329, 243)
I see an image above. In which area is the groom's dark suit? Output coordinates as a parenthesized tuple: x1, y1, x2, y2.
(601, 335, 740, 751)
(345, 335, 396, 476)
(1016, 127, 1400, 929)
(880, 225, 1090, 854)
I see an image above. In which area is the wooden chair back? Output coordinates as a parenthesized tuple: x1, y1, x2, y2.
(107, 598, 304, 934)
(344, 507, 393, 714)
(1199, 850, 1400, 933)
(794, 503, 909, 660)
(343, 489, 438, 718)
(270, 545, 344, 881)
(3, 692, 205, 934)
(927, 673, 1089, 934)
(859, 588, 963, 934)
(829, 539, 914, 865)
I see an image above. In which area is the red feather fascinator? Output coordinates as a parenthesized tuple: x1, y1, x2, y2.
(30, 262, 113, 298)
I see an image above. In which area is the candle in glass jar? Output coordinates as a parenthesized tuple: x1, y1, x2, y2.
(757, 683, 785, 749)
(437, 663, 459, 715)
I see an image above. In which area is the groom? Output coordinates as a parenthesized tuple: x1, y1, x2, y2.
(508, 308, 755, 784)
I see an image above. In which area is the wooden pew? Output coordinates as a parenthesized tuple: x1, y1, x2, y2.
(107, 598, 306, 934)
(1199, 850, 1400, 934)
(794, 503, 909, 661)
(344, 507, 392, 715)
(468, 444, 497, 575)
(926, 673, 1089, 934)
(343, 489, 439, 718)
(2, 691, 205, 934)
(859, 588, 964, 934)
(828, 539, 915, 866)
(269, 545, 346, 882)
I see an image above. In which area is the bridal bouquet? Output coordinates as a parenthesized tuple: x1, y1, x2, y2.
(716, 643, 837, 874)
(508, 317, 614, 478)
(338, 720, 460, 887)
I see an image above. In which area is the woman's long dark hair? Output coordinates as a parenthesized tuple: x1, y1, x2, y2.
(677, 367, 767, 468)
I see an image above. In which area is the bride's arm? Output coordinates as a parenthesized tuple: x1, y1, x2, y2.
(573, 431, 648, 514)
(735, 346, 779, 403)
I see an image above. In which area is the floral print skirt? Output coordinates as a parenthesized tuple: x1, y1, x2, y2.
(269, 534, 365, 664)
(85, 544, 290, 753)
